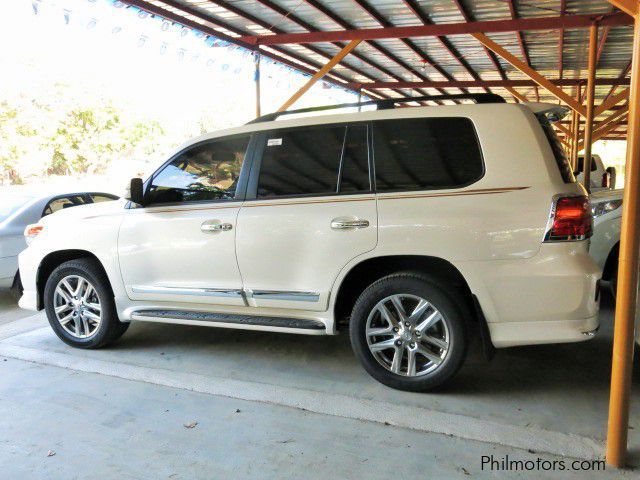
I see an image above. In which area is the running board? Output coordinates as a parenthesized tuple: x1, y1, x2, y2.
(130, 309, 326, 333)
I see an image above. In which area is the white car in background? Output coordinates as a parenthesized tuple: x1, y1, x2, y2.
(588, 189, 640, 345)
(0, 191, 118, 298)
(575, 154, 617, 192)
(589, 189, 624, 294)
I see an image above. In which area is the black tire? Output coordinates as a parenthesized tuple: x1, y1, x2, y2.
(349, 273, 468, 392)
(44, 258, 129, 349)
(10, 271, 23, 302)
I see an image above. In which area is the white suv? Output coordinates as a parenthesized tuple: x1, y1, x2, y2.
(18, 95, 601, 391)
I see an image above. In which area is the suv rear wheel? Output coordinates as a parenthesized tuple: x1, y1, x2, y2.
(44, 258, 129, 349)
(350, 273, 467, 391)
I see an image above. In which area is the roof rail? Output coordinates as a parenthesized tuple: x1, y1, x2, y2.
(248, 93, 506, 124)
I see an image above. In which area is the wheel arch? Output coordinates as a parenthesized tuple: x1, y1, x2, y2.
(36, 249, 110, 309)
(333, 255, 475, 329)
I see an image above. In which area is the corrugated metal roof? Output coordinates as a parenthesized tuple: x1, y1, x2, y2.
(125, 0, 634, 131)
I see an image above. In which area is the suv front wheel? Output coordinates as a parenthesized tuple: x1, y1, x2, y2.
(350, 273, 467, 392)
(44, 258, 129, 349)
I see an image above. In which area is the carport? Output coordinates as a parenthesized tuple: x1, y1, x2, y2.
(119, 0, 640, 467)
(3, 0, 640, 472)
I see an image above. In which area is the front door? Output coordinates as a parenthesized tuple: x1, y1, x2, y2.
(118, 134, 251, 306)
(236, 123, 377, 311)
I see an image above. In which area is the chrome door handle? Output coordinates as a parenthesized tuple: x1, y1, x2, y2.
(331, 219, 370, 230)
(201, 221, 233, 232)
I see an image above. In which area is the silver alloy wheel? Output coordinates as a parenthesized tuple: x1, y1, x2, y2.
(365, 294, 450, 377)
(53, 275, 102, 339)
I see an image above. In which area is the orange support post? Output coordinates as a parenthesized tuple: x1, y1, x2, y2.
(254, 52, 261, 118)
(582, 23, 599, 193)
(571, 87, 582, 169)
(606, 12, 640, 468)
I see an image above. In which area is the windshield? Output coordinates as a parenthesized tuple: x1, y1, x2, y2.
(0, 195, 33, 223)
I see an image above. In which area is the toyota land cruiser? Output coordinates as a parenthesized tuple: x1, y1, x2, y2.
(18, 94, 601, 391)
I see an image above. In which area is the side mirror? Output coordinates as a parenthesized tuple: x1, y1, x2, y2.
(126, 178, 145, 205)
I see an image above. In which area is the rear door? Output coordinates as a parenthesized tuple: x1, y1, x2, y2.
(235, 123, 377, 311)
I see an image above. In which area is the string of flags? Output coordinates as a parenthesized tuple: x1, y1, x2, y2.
(30, 0, 348, 94)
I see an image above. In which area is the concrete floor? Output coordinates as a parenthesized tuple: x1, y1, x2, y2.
(0, 290, 638, 478)
(0, 289, 27, 325)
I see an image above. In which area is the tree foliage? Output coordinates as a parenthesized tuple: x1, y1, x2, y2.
(0, 98, 166, 185)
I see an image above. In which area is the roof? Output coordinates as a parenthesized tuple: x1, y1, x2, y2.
(169, 100, 555, 158)
(120, 0, 634, 139)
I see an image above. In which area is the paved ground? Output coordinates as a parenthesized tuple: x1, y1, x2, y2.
(0, 290, 26, 325)
(0, 290, 638, 478)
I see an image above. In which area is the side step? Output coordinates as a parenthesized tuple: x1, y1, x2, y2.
(130, 309, 326, 331)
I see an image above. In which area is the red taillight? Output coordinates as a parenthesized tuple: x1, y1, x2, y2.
(544, 195, 592, 242)
(601, 172, 610, 188)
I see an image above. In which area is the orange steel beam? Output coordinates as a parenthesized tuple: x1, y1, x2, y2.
(277, 40, 362, 112)
(572, 86, 582, 164)
(594, 106, 630, 133)
(606, 9, 640, 468)
(578, 114, 628, 150)
(347, 78, 630, 89)
(505, 87, 528, 103)
(604, 60, 632, 104)
(240, 12, 632, 45)
(596, 88, 631, 116)
(607, 0, 639, 17)
(558, 0, 567, 79)
(471, 32, 586, 117)
(569, 108, 578, 162)
(554, 121, 572, 138)
(582, 23, 599, 192)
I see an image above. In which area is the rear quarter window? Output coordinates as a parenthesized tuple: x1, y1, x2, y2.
(372, 117, 484, 192)
(536, 114, 575, 184)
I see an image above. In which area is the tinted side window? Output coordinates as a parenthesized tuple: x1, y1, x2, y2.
(536, 114, 575, 183)
(257, 125, 369, 198)
(339, 125, 370, 193)
(373, 118, 483, 192)
(147, 136, 249, 205)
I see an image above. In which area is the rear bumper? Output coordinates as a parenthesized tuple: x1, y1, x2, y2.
(460, 243, 601, 347)
(488, 315, 599, 347)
